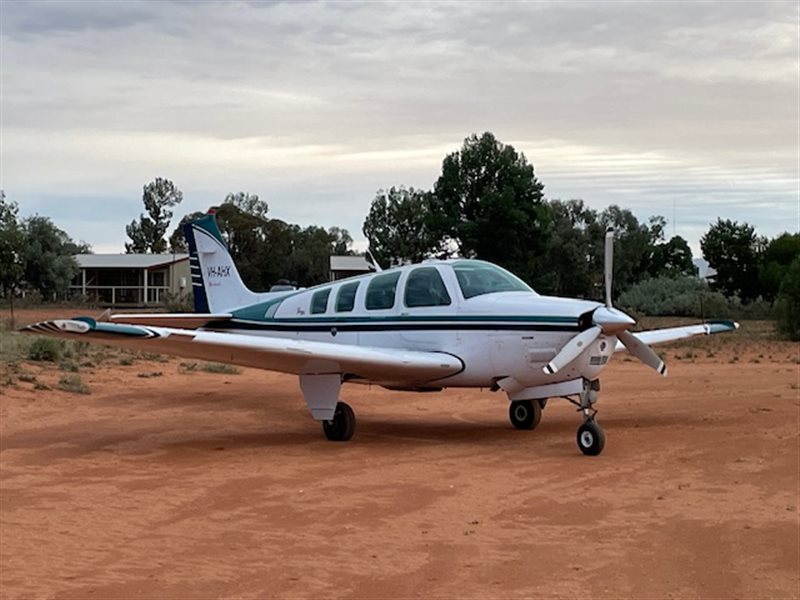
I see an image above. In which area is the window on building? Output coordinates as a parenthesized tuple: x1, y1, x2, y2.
(452, 260, 533, 299)
(150, 270, 166, 287)
(335, 281, 360, 312)
(310, 289, 331, 314)
(365, 272, 401, 310)
(404, 267, 451, 307)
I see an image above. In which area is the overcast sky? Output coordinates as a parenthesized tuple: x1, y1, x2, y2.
(1, 0, 798, 256)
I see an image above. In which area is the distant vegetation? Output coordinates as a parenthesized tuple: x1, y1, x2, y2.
(1, 131, 798, 338)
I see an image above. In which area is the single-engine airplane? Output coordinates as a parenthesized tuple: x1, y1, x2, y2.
(22, 212, 738, 455)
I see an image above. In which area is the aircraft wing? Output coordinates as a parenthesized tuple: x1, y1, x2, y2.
(614, 320, 739, 352)
(21, 318, 463, 384)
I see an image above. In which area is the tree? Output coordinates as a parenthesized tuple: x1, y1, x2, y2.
(701, 219, 763, 301)
(598, 207, 666, 300)
(429, 132, 547, 283)
(223, 192, 268, 219)
(775, 256, 800, 340)
(168, 211, 206, 252)
(21, 216, 83, 299)
(759, 232, 800, 301)
(362, 187, 440, 267)
(0, 192, 25, 324)
(125, 178, 183, 253)
(328, 226, 353, 257)
(649, 235, 698, 278)
(538, 199, 602, 297)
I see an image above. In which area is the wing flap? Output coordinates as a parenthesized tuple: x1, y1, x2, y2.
(614, 320, 739, 352)
(21, 318, 463, 384)
(109, 313, 232, 329)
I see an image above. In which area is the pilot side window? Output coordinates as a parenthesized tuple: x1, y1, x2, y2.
(365, 272, 401, 310)
(404, 267, 451, 307)
(310, 289, 331, 314)
(335, 281, 359, 313)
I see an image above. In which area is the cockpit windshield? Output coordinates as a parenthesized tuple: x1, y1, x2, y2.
(452, 260, 534, 299)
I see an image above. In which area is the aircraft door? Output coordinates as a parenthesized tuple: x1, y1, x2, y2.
(398, 266, 459, 351)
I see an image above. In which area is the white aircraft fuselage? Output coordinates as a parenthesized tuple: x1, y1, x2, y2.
(212, 267, 611, 391)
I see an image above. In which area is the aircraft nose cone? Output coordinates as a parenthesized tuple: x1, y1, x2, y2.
(593, 306, 636, 334)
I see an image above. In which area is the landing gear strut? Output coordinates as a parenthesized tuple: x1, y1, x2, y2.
(322, 402, 356, 441)
(508, 399, 543, 430)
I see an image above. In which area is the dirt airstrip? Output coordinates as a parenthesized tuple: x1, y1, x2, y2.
(1, 310, 798, 599)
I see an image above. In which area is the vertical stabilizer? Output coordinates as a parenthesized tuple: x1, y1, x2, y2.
(184, 213, 260, 313)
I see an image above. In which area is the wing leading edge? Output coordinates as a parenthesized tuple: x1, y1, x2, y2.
(21, 318, 463, 384)
(613, 320, 739, 352)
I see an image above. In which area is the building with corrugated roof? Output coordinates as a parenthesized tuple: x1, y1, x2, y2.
(329, 255, 372, 281)
(70, 254, 190, 307)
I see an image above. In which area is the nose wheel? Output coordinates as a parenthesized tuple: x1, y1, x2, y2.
(576, 420, 605, 456)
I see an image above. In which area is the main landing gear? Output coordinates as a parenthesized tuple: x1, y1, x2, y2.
(508, 399, 543, 430)
(322, 401, 356, 442)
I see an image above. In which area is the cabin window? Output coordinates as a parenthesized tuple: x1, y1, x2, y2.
(404, 267, 451, 307)
(453, 260, 532, 299)
(365, 272, 401, 310)
(335, 281, 359, 312)
(310, 289, 331, 314)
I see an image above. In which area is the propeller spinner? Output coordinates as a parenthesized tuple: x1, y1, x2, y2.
(544, 227, 667, 377)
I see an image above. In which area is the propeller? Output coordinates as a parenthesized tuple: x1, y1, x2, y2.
(544, 227, 668, 377)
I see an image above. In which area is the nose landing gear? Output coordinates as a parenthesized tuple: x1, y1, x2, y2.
(577, 420, 605, 456)
(565, 378, 605, 456)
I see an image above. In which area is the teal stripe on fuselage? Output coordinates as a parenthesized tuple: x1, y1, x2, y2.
(229, 314, 578, 325)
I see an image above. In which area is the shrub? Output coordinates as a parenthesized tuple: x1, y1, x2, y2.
(775, 256, 800, 341)
(56, 374, 90, 394)
(27, 338, 64, 362)
(618, 276, 731, 318)
(199, 362, 240, 375)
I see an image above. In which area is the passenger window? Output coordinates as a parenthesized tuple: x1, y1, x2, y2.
(404, 267, 451, 307)
(335, 281, 359, 312)
(365, 272, 401, 310)
(310, 289, 331, 314)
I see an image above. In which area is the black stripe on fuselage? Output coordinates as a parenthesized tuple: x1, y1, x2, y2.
(204, 319, 579, 333)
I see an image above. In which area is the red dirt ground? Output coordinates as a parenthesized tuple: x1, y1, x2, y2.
(1, 309, 798, 599)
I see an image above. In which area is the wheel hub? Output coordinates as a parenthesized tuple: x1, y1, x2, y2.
(580, 430, 594, 447)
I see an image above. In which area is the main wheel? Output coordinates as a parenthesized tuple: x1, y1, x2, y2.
(322, 402, 356, 441)
(576, 421, 605, 456)
(509, 399, 542, 430)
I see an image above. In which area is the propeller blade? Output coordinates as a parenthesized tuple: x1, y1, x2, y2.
(604, 227, 614, 308)
(544, 326, 602, 375)
(618, 330, 668, 376)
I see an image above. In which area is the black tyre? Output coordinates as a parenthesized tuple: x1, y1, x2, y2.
(576, 421, 605, 456)
(509, 399, 542, 430)
(322, 402, 356, 441)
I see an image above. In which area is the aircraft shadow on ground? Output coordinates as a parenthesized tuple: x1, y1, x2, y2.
(4, 408, 711, 461)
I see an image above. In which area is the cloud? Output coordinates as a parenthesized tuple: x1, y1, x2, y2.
(1, 0, 797, 256)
